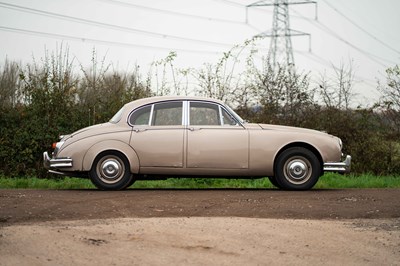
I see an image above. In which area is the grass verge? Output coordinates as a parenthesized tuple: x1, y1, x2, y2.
(0, 173, 399, 189)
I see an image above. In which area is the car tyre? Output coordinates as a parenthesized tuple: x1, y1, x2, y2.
(268, 176, 282, 188)
(123, 177, 137, 189)
(89, 151, 134, 190)
(274, 147, 321, 190)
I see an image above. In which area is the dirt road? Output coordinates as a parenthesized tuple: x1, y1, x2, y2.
(1, 189, 400, 265)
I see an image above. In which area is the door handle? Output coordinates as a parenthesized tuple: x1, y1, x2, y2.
(133, 128, 147, 133)
(188, 127, 201, 131)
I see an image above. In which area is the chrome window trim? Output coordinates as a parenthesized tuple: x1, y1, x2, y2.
(218, 105, 224, 125)
(128, 100, 242, 128)
(183, 100, 189, 126)
(148, 104, 154, 126)
(128, 101, 185, 127)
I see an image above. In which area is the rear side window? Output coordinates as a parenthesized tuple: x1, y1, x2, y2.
(152, 102, 182, 126)
(129, 102, 183, 126)
(129, 105, 151, 125)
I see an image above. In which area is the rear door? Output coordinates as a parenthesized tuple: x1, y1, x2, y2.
(129, 101, 184, 168)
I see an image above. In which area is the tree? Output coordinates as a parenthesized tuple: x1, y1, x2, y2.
(378, 65, 400, 137)
(317, 60, 355, 110)
(0, 59, 20, 108)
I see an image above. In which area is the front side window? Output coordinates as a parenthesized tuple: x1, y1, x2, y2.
(221, 108, 237, 126)
(190, 102, 220, 125)
(189, 101, 240, 126)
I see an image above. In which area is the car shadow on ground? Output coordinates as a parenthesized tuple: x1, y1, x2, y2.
(67, 187, 343, 192)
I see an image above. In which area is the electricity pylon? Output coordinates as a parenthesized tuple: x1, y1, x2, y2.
(246, 0, 317, 68)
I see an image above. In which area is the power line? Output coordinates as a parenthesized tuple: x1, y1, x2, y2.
(0, 1, 234, 48)
(93, 0, 245, 25)
(219, 0, 397, 68)
(0, 25, 222, 54)
(315, 20, 395, 67)
(320, 0, 400, 55)
(289, 8, 395, 68)
(295, 50, 379, 85)
(211, 0, 245, 7)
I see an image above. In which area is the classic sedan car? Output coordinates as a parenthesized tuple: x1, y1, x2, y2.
(43, 96, 351, 190)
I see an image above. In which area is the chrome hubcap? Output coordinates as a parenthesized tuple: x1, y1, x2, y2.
(102, 160, 120, 179)
(97, 156, 125, 184)
(284, 157, 312, 185)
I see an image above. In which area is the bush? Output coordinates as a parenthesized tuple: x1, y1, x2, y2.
(0, 46, 398, 177)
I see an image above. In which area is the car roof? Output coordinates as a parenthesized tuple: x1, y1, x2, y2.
(123, 96, 225, 110)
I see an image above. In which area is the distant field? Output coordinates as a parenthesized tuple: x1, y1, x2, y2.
(0, 173, 399, 189)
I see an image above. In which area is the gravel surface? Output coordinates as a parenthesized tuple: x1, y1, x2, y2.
(1, 189, 399, 265)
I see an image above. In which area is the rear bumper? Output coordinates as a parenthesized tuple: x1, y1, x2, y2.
(323, 155, 351, 173)
(43, 151, 73, 170)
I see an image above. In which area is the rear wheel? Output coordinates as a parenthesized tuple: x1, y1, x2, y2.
(274, 147, 321, 190)
(89, 151, 134, 190)
(124, 177, 137, 189)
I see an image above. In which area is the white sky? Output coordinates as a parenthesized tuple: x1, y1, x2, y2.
(0, 0, 399, 106)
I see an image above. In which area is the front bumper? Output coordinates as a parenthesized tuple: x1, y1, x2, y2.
(323, 155, 351, 173)
(43, 151, 73, 170)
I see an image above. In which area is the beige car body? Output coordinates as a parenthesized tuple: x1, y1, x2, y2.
(44, 96, 351, 189)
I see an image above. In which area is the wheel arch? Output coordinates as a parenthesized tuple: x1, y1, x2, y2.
(274, 142, 323, 173)
(82, 140, 140, 174)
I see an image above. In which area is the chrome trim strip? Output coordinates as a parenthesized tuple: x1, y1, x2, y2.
(48, 170, 70, 176)
(323, 155, 351, 173)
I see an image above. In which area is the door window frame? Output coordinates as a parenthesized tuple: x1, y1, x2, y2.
(128, 101, 184, 127)
(127, 100, 243, 128)
(187, 101, 243, 127)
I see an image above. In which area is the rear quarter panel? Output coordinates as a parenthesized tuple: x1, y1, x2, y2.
(56, 130, 139, 173)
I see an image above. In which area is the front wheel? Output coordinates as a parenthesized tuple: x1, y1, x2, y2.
(89, 151, 134, 190)
(268, 176, 282, 188)
(274, 147, 321, 190)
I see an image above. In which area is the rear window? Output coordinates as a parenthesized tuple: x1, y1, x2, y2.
(109, 107, 124, 123)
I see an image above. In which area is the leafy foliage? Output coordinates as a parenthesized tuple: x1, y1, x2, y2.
(0, 48, 152, 177)
(0, 45, 399, 177)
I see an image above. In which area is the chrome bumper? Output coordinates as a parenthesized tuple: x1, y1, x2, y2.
(43, 152, 73, 170)
(323, 155, 351, 173)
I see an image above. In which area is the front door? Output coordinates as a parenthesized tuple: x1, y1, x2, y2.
(186, 101, 249, 169)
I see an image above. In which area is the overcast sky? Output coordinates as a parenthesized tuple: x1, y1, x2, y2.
(1, 0, 399, 106)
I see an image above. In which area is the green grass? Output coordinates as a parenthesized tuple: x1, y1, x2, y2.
(315, 173, 400, 189)
(0, 173, 399, 189)
(0, 176, 95, 189)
